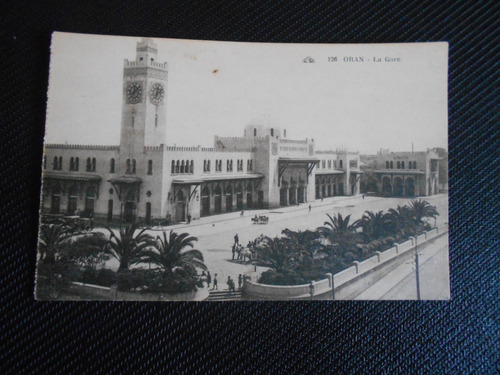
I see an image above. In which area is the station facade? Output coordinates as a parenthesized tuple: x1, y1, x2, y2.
(41, 38, 362, 224)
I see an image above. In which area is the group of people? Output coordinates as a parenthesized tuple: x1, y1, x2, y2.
(199, 271, 243, 291)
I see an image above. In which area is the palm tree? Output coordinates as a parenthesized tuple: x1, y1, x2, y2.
(255, 236, 298, 274)
(106, 223, 154, 272)
(408, 199, 439, 226)
(355, 210, 392, 242)
(38, 224, 73, 264)
(388, 204, 416, 239)
(140, 230, 207, 293)
(318, 213, 362, 267)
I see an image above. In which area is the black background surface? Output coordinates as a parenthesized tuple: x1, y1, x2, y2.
(1, 1, 498, 373)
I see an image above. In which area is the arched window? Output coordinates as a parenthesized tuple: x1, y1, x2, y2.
(132, 159, 136, 174)
(207, 160, 211, 171)
(126, 159, 131, 174)
(110, 158, 115, 173)
(171, 160, 175, 173)
(92, 158, 96, 172)
(186, 160, 189, 173)
(397, 161, 401, 169)
(339, 160, 343, 169)
(176, 160, 180, 173)
(390, 161, 394, 169)
(413, 161, 417, 169)
(190, 160, 194, 173)
(147, 160, 153, 175)
(86, 158, 92, 172)
(75, 157, 79, 171)
(386, 161, 390, 169)
(180, 160, 185, 174)
(58, 157, 62, 170)
(203, 160, 206, 172)
(254, 128, 257, 136)
(70, 157, 75, 171)
(401, 161, 405, 169)
(271, 128, 274, 137)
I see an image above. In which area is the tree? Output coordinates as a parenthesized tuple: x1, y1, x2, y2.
(255, 236, 298, 274)
(387, 204, 416, 239)
(106, 223, 154, 272)
(140, 230, 207, 293)
(355, 210, 392, 242)
(38, 224, 73, 264)
(408, 199, 439, 226)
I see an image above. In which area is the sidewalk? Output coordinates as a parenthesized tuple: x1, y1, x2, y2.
(156, 194, 371, 232)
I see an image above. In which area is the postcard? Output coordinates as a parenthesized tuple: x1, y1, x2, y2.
(36, 32, 449, 300)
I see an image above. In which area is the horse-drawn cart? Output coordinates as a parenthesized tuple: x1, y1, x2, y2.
(251, 215, 269, 224)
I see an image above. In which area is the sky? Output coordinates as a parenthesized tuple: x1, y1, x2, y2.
(45, 32, 448, 154)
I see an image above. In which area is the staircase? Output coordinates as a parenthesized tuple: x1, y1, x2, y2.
(208, 289, 244, 301)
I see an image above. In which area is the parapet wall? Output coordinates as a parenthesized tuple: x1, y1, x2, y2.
(45, 144, 119, 150)
(243, 227, 447, 300)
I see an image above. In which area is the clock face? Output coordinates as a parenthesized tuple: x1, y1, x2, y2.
(126, 82, 142, 104)
(149, 83, 165, 105)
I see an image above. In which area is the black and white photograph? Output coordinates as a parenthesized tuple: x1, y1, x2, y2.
(36, 32, 449, 301)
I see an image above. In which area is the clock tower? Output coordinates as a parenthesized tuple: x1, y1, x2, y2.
(120, 38, 168, 157)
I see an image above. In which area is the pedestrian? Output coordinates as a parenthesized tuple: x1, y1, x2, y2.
(234, 233, 239, 245)
(308, 205, 311, 212)
(232, 243, 236, 260)
(187, 213, 191, 224)
(309, 281, 315, 299)
(238, 274, 243, 289)
(206, 271, 211, 289)
(362, 194, 365, 200)
(212, 273, 218, 290)
(227, 276, 232, 291)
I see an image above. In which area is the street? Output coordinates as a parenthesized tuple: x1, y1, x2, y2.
(103, 194, 449, 298)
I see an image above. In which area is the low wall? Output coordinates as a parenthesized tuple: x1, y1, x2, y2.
(244, 274, 333, 300)
(69, 282, 209, 301)
(243, 227, 447, 300)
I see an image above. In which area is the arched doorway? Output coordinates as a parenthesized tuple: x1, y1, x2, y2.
(382, 176, 392, 196)
(236, 184, 244, 211)
(175, 190, 185, 222)
(201, 186, 210, 217)
(85, 186, 96, 217)
(327, 178, 332, 197)
(124, 189, 136, 222)
(67, 184, 78, 215)
(214, 185, 222, 214)
(405, 177, 415, 197)
(315, 178, 320, 199)
(339, 182, 344, 196)
(280, 181, 288, 206)
(51, 183, 61, 214)
(246, 183, 253, 208)
(225, 185, 233, 212)
(393, 177, 403, 196)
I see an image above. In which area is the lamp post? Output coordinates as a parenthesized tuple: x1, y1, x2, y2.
(414, 234, 421, 301)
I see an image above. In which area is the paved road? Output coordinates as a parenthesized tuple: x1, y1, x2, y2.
(354, 234, 450, 300)
(104, 194, 449, 297)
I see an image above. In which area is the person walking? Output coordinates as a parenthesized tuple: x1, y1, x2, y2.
(212, 273, 218, 290)
(238, 274, 243, 289)
(234, 233, 239, 246)
(187, 213, 192, 224)
(206, 271, 212, 289)
(308, 204, 311, 212)
(232, 243, 237, 260)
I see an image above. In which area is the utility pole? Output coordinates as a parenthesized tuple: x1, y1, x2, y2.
(415, 235, 421, 300)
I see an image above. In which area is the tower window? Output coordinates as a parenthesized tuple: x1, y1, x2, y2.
(147, 160, 153, 175)
(132, 159, 136, 174)
(390, 161, 394, 169)
(339, 160, 343, 169)
(86, 158, 92, 172)
(110, 158, 115, 173)
(190, 160, 194, 173)
(271, 128, 274, 137)
(401, 161, 405, 169)
(75, 157, 79, 171)
(171, 160, 175, 174)
(254, 128, 257, 136)
(386, 161, 390, 169)
(126, 159, 131, 174)
(91, 158, 96, 172)
(207, 160, 211, 172)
